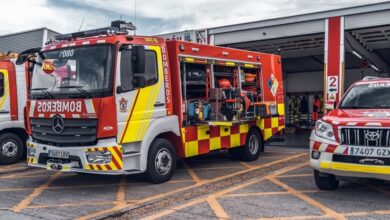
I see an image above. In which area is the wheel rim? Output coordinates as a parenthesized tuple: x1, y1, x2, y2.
(155, 148, 172, 175)
(1, 140, 18, 158)
(248, 134, 259, 155)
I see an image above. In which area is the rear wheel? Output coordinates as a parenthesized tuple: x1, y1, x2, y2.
(314, 170, 339, 190)
(145, 138, 176, 184)
(0, 133, 24, 165)
(240, 129, 262, 161)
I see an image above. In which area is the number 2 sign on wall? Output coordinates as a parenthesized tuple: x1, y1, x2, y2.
(327, 76, 338, 101)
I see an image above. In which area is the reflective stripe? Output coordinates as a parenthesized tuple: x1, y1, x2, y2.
(84, 99, 95, 114)
(321, 161, 390, 174)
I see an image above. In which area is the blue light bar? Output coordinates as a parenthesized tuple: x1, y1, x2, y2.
(54, 27, 119, 41)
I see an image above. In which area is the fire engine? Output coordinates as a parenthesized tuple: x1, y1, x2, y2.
(311, 76, 390, 190)
(0, 52, 31, 164)
(23, 21, 285, 183)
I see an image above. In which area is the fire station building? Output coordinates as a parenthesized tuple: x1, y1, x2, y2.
(159, 2, 390, 137)
(0, 28, 59, 53)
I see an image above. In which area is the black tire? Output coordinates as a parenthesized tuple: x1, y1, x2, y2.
(0, 133, 25, 165)
(228, 147, 241, 160)
(240, 129, 262, 161)
(314, 170, 339, 190)
(145, 138, 176, 184)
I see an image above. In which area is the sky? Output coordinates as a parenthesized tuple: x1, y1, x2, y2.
(0, 0, 387, 36)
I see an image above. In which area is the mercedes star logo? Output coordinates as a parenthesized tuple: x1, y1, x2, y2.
(52, 115, 65, 134)
(365, 131, 380, 141)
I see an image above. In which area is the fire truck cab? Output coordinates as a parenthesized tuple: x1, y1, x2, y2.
(311, 76, 390, 190)
(0, 53, 30, 164)
(25, 21, 285, 183)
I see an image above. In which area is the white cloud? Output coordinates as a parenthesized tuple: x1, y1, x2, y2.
(0, 0, 387, 35)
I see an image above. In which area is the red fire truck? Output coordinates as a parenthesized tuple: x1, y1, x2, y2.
(24, 21, 285, 183)
(0, 53, 30, 164)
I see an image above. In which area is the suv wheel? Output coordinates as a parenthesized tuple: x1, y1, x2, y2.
(145, 138, 176, 184)
(314, 170, 339, 190)
(0, 133, 24, 165)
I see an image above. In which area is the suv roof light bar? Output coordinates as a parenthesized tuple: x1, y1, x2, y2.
(53, 21, 136, 41)
(362, 76, 381, 81)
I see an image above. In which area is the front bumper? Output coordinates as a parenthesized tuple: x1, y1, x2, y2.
(26, 138, 130, 175)
(310, 131, 390, 181)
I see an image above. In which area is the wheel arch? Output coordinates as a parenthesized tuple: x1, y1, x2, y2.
(0, 127, 28, 142)
(139, 115, 180, 171)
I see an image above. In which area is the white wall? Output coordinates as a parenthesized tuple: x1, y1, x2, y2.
(285, 68, 380, 93)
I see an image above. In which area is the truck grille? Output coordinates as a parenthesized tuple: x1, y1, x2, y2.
(31, 118, 98, 146)
(340, 128, 390, 147)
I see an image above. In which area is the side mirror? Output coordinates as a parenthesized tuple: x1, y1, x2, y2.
(16, 54, 28, 65)
(132, 46, 145, 74)
(116, 85, 125, 94)
(133, 76, 146, 88)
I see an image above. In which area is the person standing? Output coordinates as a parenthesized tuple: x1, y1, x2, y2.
(312, 95, 321, 121)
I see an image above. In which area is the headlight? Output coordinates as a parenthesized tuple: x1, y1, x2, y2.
(86, 150, 112, 164)
(315, 120, 336, 141)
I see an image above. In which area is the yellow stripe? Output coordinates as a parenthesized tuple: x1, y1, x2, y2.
(277, 104, 285, 116)
(226, 62, 235, 66)
(244, 63, 254, 68)
(122, 46, 164, 143)
(320, 162, 390, 174)
(0, 69, 9, 110)
(184, 57, 194, 63)
(110, 148, 122, 169)
(119, 91, 138, 142)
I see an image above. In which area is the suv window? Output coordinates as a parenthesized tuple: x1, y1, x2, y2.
(340, 83, 390, 109)
(120, 49, 158, 92)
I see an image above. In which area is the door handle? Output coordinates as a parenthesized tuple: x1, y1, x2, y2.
(154, 102, 165, 107)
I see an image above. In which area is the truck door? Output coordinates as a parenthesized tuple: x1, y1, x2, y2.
(116, 45, 166, 144)
(0, 66, 10, 122)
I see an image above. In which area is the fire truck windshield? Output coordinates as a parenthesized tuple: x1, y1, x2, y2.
(31, 45, 114, 99)
(339, 83, 390, 109)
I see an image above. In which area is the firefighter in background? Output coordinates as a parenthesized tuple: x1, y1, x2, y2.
(312, 95, 321, 121)
(288, 96, 301, 127)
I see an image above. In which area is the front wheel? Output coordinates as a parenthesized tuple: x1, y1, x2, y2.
(314, 170, 339, 190)
(240, 129, 262, 161)
(0, 133, 24, 165)
(145, 138, 176, 184)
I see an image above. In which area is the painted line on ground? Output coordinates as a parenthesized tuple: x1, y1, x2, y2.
(11, 172, 62, 212)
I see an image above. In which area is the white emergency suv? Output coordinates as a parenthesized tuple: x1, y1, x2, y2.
(311, 76, 390, 190)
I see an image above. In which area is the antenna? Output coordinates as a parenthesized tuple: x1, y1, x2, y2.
(134, 0, 137, 35)
(79, 18, 85, 31)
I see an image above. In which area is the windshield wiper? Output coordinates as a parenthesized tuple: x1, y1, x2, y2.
(57, 85, 92, 98)
(31, 88, 54, 99)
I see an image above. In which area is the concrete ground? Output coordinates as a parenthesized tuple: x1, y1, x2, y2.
(0, 146, 389, 220)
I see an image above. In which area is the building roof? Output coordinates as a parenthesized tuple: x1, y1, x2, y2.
(209, 1, 390, 35)
(0, 27, 60, 38)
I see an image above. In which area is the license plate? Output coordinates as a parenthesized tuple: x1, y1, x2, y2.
(48, 150, 69, 159)
(349, 146, 390, 158)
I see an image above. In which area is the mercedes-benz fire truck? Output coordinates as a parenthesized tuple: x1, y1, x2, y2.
(0, 53, 30, 164)
(25, 21, 285, 183)
(311, 76, 390, 190)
